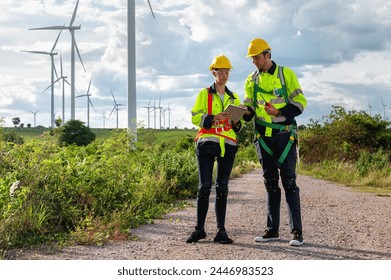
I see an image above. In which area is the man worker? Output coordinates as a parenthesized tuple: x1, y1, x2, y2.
(242, 38, 307, 246)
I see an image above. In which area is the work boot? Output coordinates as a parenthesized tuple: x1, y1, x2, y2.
(213, 229, 233, 244)
(186, 229, 206, 243)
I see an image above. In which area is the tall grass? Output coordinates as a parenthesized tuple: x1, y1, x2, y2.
(299, 106, 391, 195)
(0, 130, 200, 249)
(0, 128, 258, 250)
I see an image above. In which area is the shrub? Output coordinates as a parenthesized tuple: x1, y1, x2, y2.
(300, 106, 391, 163)
(0, 129, 24, 145)
(0, 130, 203, 249)
(58, 120, 96, 146)
(356, 149, 390, 177)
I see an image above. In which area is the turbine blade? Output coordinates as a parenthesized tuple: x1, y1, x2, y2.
(53, 63, 60, 86)
(74, 39, 86, 72)
(51, 29, 63, 53)
(60, 50, 64, 75)
(147, 0, 156, 19)
(89, 99, 97, 112)
(109, 105, 116, 118)
(110, 88, 117, 104)
(21, 50, 50, 55)
(70, 0, 80, 26)
(53, 77, 62, 85)
(29, 26, 68, 30)
(41, 84, 51, 93)
(86, 75, 93, 94)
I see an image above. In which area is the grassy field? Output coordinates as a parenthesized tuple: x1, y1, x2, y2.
(3, 127, 197, 144)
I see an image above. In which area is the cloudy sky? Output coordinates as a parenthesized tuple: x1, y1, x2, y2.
(1, 0, 390, 129)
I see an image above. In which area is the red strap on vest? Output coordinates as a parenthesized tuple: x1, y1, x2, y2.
(194, 87, 237, 143)
(196, 128, 237, 143)
(207, 87, 213, 115)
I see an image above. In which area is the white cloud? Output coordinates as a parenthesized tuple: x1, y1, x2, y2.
(1, 0, 391, 129)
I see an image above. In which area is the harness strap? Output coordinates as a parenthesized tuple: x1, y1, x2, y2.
(252, 66, 296, 165)
(255, 118, 291, 131)
(255, 128, 296, 165)
(195, 87, 237, 157)
(196, 119, 236, 142)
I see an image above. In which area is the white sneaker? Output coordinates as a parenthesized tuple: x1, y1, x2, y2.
(289, 231, 304, 246)
(254, 230, 279, 242)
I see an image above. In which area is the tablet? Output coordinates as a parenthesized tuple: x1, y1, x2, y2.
(224, 104, 247, 122)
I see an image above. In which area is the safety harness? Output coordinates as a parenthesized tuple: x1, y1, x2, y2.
(196, 87, 237, 141)
(253, 66, 297, 165)
(195, 87, 237, 157)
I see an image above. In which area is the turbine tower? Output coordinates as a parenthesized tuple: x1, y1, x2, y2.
(158, 94, 163, 129)
(128, 0, 155, 139)
(152, 98, 157, 129)
(29, 0, 86, 121)
(163, 103, 171, 129)
(76, 75, 96, 127)
(21, 30, 62, 128)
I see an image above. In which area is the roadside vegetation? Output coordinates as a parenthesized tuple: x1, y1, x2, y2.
(0, 118, 257, 253)
(299, 106, 391, 195)
(0, 106, 390, 254)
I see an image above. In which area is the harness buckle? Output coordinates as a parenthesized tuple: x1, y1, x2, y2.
(215, 127, 224, 133)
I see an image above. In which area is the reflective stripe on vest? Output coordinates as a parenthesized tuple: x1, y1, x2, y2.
(253, 66, 296, 165)
(195, 87, 237, 157)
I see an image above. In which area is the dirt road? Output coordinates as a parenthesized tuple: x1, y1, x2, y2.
(13, 169, 391, 260)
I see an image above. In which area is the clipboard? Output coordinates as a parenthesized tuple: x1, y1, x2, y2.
(224, 104, 247, 122)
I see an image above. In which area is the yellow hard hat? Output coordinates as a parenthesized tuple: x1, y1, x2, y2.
(246, 38, 271, 57)
(209, 55, 233, 70)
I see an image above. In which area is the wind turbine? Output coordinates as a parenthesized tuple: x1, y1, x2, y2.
(163, 103, 171, 129)
(152, 98, 157, 129)
(128, 0, 155, 139)
(43, 50, 70, 124)
(380, 96, 387, 119)
(157, 94, 163, 129)
(100, 112, 108, 129)
(27, 109, 39, 128)
(76, 75, 96, 127)
(368, 101, 372, 116)
(109, 88, 126, 129)
(21, 30, 62, 128)
(143, 98, 153, 128)
(29, 0, 86, 121)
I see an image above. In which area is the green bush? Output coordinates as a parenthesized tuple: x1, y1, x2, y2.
(356, 149, 390, 177)
(0, 130, 202, 249)
(300, 106, 391, 163)
(0, 129, 24, 145)
(58, 119, 96, 146)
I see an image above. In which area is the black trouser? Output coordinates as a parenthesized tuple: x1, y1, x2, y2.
(259, 132, 302, 234)
(195, 141, 237, 231)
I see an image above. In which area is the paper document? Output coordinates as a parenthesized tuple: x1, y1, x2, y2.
(224, 104, 247, 122)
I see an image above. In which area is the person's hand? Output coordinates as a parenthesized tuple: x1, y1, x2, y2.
(239, 104, 251, 115)
(213, 112, 231, 122)
(264, 103, 279, 116)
